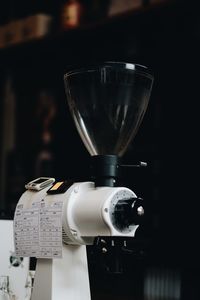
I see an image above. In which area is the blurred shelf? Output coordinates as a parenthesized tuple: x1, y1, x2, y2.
(0, 0, 181, 67)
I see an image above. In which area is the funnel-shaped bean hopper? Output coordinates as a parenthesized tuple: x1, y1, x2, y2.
(64, 62, 154, 186)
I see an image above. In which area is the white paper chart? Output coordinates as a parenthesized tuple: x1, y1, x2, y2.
(14, 197, 64, 259)
(39, 199, 63, 258)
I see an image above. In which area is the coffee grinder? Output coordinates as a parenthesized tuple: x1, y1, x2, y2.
(14, 62, 154, 300)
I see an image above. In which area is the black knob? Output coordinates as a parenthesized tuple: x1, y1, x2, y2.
(114, 197, 145, 230)
(130, 198, 145, 225)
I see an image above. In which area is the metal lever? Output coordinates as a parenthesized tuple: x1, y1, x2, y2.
(120, 161, 147, 168)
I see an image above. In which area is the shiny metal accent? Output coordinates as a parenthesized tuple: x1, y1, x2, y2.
(137, 206, 144, 216)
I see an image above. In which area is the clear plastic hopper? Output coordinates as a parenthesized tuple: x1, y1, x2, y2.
(64, 62, 154, 157)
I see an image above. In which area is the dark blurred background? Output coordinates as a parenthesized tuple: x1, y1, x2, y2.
(0, 0, 199, 299)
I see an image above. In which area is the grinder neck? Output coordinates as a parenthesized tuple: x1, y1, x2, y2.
(90, 155, 119, 187)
